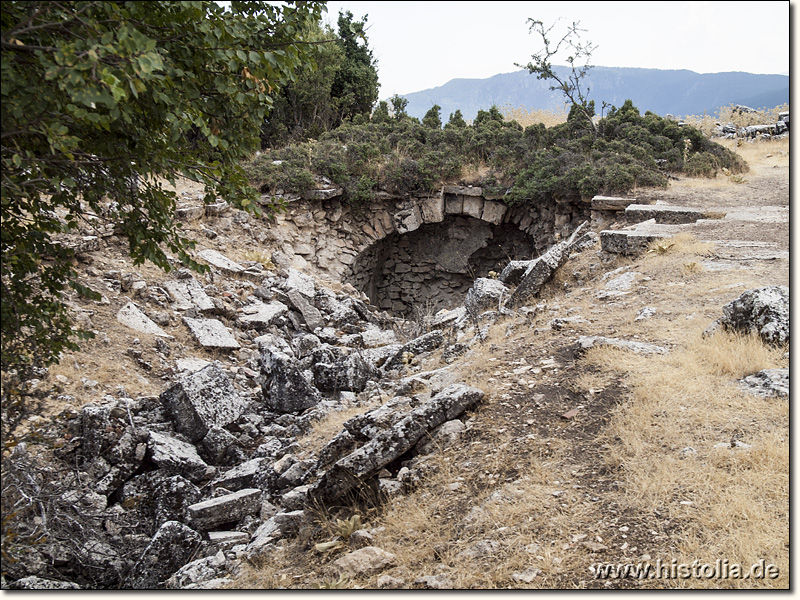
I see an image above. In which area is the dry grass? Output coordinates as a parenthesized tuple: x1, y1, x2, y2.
(597, 327, 788, 588)
(500, 104, 567, 128)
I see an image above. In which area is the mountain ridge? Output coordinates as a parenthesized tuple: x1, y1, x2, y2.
(396, 66, 789, 121)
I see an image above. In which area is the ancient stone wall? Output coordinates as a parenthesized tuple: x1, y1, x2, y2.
(260, 185, 589, 315)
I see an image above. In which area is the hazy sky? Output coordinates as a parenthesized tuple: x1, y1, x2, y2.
(323, 1, 791, 98)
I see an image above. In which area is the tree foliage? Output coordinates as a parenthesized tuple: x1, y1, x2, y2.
(259, 10, 380, 148)
(1, 0, 323, 379)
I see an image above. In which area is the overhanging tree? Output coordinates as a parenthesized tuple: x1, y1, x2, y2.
(1, 1, 324, 381)
(517, 18, 597, 136)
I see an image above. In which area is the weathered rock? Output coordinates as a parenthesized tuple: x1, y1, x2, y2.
(239, 299, 288, 328)
(161, 364, 247, 442)
(286, 289, 325, 330)
(117, 302, 172, 338)
(147, 431, 215, 483)
(246, 510, 306, 559)
(282, 268, 316, 298)
(600, 229, 665, 255)
(198, 249, 244, 274)
(385, 330, 445, 370)
(7, 576, 81, 590)
(163, 278, 215, 312)
(464, 278, 509, 316)
(333, 546, 397, 577)
(211, 457, 272, 492)
(707, 286, 789, 346)
(261, 348, 322, 414)
(187, 488, 263, 531)
(625, 204, 725, 224)
(414, 574, 454, 589)
(182, 317, 240, 349)
(313, 351, 377, 393)
(740, 368, 789, 398)
(307, 384, 483, 504)
(126, 521, 203, 589)
(576, 335, 668, 355)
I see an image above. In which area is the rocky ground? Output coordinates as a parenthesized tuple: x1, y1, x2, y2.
(0, 139, 789, 590)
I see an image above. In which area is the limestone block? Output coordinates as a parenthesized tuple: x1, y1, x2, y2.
(394, 205, 423, 234)
(301, 188, 343, 201)
(419, 196, 445, 223)
(710, 286, 789, 346)
(625, 204, 725, 224)
(462, 196, 484, 219)
(444, 194, 463, 215)
(161, 364, 247, 441)
(481, 200, 507, 225)
(591, 195, 643, 211)
(183, 317, 240, 349)
(334, 547, 398, 577)
(239, 299, 288, 328)
(175, 205, 205, 222)
(600, 230, 665, 255)
(163, 278, 215, 312)
(442, 185, 483, 197)
(198, 249, 244, 273)
(576, 335, 668, 355)
(740, 368, 789, 398)
(117, 302, 173, 338)
(147, 431, 214, 483)
(187, 488, 263, 530)
(260, 348, 322, 414)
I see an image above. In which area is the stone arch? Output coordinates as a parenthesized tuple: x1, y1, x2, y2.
(268, 185, 588, 316)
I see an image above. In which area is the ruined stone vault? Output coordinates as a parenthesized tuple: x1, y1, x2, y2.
(262, 185, 589, 316)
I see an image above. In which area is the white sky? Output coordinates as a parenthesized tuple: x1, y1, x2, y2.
(323, 1, 791, 98)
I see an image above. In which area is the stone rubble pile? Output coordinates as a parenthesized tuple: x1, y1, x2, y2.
(4, 222, 604, 590)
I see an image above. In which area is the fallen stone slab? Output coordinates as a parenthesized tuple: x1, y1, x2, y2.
(183, 317, 240, 349)
(163, 278, 215, 312)
(576, 335, 668, 355)
(384, 330, 445, 370)
(740, 368, 789, 398)
(239, 299, 288, 328)
(247, 510, 307, 560)
(282, 268, 316, 298)
(625, 204, 726, 224)
(211, 457, 272, 491)
(207, 531, 249, 550)
(302, 188, 343, 201)
(161, 364, 247, 442)
(117, 302, 173, 338)
(506, 221, 588, 307)
(198, 249, 244, 274)
(307, 383, 484, 505)
(187, 488, 263, 531)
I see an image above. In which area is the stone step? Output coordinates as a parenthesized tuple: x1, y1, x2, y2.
(600, 229, 667, 255)
(591, 195, 653, 211)
(625, 204, 726, 224)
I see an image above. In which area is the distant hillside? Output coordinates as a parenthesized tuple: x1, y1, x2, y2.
(399, 67, 789, 121)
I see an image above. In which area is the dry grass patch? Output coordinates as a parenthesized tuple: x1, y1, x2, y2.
(598, 327, 788, 588)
